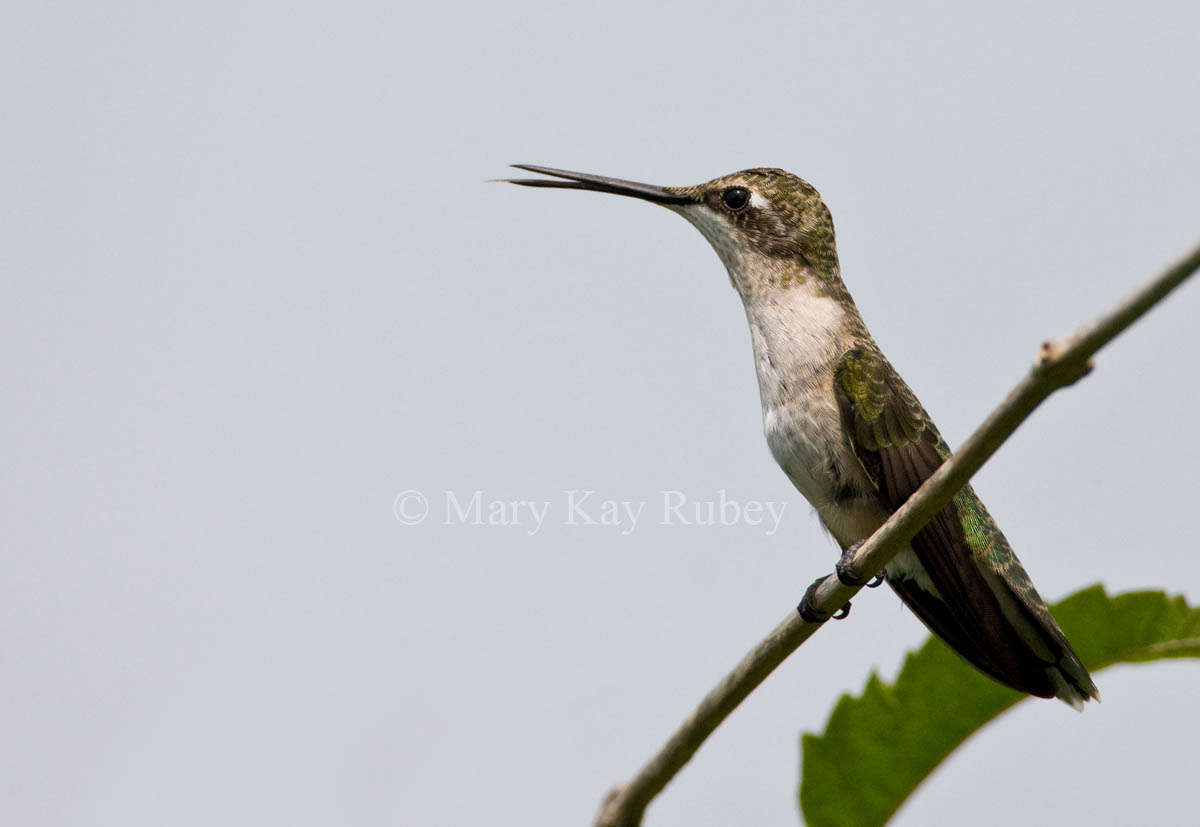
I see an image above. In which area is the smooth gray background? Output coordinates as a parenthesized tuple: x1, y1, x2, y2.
(3, 2, 1198, 825)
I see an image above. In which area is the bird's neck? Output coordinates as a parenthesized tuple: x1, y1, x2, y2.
(731, 257, 863, 411)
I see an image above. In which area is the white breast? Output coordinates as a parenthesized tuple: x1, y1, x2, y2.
(744, 287, 855, 509)
(763, 394, 842, 507)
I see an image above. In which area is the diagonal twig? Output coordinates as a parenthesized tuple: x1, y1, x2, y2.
(594, 238, 1200, 827)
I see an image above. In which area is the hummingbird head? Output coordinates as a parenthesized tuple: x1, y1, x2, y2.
(505, 165, 843, 300)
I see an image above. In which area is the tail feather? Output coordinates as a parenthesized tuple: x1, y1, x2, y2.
(888, 575, 1098, 708)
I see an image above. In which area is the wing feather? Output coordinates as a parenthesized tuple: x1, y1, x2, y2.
(834, 347, 1095, 700)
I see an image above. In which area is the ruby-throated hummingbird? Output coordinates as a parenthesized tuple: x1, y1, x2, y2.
(505, 165, 1098, 709)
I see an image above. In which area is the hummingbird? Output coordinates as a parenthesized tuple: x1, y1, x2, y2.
(504, 164, 1098, 709)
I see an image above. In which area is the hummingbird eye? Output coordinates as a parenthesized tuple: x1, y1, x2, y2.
(722, 187, 750, 211)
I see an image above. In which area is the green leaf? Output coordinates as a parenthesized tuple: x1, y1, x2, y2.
(798, 585, 1200, 827)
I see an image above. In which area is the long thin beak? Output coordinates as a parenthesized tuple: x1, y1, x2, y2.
(502, 164, 692, 205)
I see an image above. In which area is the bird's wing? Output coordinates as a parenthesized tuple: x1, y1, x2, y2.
(833, 346, 1091, 698)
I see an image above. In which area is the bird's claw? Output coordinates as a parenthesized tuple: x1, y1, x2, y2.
(866, 572, 885, 588)
(797, 577, 852, 623)
(834, 540, 871, 587)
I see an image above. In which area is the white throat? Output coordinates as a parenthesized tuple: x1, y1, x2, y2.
(670, 202, 851, 409)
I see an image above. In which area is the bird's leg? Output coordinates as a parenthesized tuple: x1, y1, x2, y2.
(797, 577, 852, 623)
(834, 540, 886, 588)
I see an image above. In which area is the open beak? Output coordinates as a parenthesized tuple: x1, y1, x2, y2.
(503, 164, 692, 205)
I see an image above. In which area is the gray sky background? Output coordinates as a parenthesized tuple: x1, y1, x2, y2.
(3, 2, 1199, 825)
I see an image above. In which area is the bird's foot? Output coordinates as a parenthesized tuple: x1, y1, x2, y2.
(834, 541, 886, 588)
(797, 577, 852, 623)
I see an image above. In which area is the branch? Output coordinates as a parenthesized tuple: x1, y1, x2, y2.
(594, 238, 1200, 827)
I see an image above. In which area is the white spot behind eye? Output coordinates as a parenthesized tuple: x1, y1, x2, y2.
(750, 192, 771, 210)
